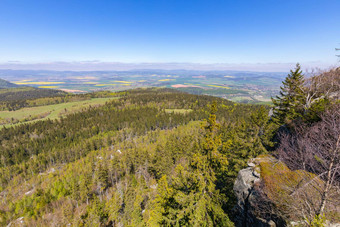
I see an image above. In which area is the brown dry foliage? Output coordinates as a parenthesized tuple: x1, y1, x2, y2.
(275, 105, 340, 223)
(305, 67, 340, 101)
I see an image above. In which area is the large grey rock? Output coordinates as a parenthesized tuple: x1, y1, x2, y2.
(233, 162, 277, 227)
(233, 167, 260, 211)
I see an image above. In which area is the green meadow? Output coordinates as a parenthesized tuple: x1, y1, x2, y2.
(0, 97, 117, 128)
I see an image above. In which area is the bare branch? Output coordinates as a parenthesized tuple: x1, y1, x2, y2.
(274, 105, 340, 221)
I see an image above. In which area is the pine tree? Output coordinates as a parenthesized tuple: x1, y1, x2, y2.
(271, 63, 305, 125)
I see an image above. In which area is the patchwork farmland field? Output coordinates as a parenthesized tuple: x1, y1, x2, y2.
(0, 69, 286, 103)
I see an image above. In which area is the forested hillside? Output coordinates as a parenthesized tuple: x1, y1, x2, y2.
(0, 66, 339, 226)
(0, 86, 67, 111)
(0, 87, 276, 226)
(0, 78, 19, 89)
(0, 85, 121, 112)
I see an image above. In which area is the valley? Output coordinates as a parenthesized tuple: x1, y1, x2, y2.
(0, 69, 285, 104)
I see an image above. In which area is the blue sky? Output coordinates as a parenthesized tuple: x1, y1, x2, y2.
(0, 0, 339, 69)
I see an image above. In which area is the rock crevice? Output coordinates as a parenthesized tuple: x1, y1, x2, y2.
(233, 159, 276, 227)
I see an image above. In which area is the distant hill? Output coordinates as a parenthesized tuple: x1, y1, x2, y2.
(0, 79, 67, 110)
(0, 78, 19, 89)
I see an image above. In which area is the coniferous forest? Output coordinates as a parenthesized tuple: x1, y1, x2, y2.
(0, 66, 339, 226)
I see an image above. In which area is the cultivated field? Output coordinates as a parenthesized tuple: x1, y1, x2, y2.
(0, 69, 286, 104)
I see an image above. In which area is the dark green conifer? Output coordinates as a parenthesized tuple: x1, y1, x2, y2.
(271, 63, 305, 125)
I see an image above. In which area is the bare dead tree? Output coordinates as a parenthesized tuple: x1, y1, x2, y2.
(275, 105, 340, 222)
(303, 67, 340, 111)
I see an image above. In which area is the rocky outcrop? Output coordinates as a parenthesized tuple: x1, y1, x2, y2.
(233, 155, 340, 227)
(233, 158, 277, 227)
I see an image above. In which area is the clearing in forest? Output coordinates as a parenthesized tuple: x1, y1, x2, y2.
(0, 97, 117, 128)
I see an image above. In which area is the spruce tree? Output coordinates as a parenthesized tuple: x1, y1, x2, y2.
(271, 63, 305, 125)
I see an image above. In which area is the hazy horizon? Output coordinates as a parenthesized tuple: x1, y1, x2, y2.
(0, 60, 337, 72)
